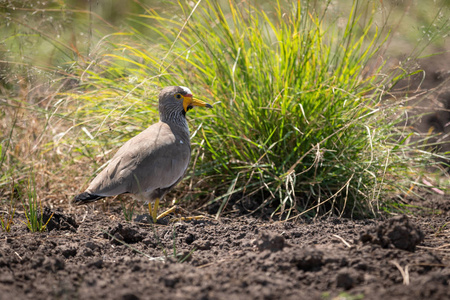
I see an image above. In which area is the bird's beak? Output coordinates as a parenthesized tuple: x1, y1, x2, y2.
(183, 95, 213, 112)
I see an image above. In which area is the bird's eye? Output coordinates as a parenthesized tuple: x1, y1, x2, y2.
(175, 93, 182, 100)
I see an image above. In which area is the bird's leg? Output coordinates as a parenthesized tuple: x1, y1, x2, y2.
(150, 198, 160, 223)
(148, 202, 153, 221)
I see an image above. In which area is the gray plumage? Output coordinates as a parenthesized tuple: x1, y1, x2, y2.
(73, 86, 211, 207)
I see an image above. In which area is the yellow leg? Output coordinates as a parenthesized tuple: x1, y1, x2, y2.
(152, 198, 160, 223)
(148, 198, 160, 223)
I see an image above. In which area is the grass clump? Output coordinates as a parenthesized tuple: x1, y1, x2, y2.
(135, 0, 412, 218)
(121, 199, 137, 222)
(21, 175, 53, 232)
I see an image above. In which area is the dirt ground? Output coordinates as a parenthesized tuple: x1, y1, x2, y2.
(1, 52, 449, 300)
(0, 191, 448, 300)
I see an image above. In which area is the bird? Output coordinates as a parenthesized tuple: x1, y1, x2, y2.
(73, 86, 212, 223)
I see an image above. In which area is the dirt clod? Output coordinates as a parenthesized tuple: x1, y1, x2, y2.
(105, 223, 146, 244)
(193, 239, 212, 250)
(121, 293, 140, 300)
(43, 207, 78, 232)
(86, 259, 103, 269)
(43, 256, 65, 272)
(84, 241, 101, 251)
(256, 231, 288, 252)
(57, 245, 77, 258)
(291, 247, 324, 271)
(360, 215, 425, 251)
(336, 269, 355, 290)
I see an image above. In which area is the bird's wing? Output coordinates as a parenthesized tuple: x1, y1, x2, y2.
(86, 122, 190, 198)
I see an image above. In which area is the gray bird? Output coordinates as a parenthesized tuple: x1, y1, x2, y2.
(73, 86, 212, 223)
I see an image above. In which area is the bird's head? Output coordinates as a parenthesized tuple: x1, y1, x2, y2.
(159, 86, 212, 121)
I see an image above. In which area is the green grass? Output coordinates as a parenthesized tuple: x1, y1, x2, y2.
(121, 199, 137, 222)
(118, 0, 430, 218)
(0, 0, 448, 220)
(21, 175, 54, 232)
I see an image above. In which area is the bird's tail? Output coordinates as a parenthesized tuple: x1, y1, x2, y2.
(73, 192, 104, 204)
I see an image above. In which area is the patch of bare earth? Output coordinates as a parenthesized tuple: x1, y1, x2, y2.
(0, 197, 449, 300)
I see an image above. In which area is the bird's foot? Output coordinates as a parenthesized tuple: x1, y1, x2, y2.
(156, 205, 183, 220)
(147, 201, 206, 224)
(169, 215, 205, 222)
(157, 205, 206, 223)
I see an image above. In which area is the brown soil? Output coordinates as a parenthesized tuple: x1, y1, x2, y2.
(0, 195, 449, 300)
